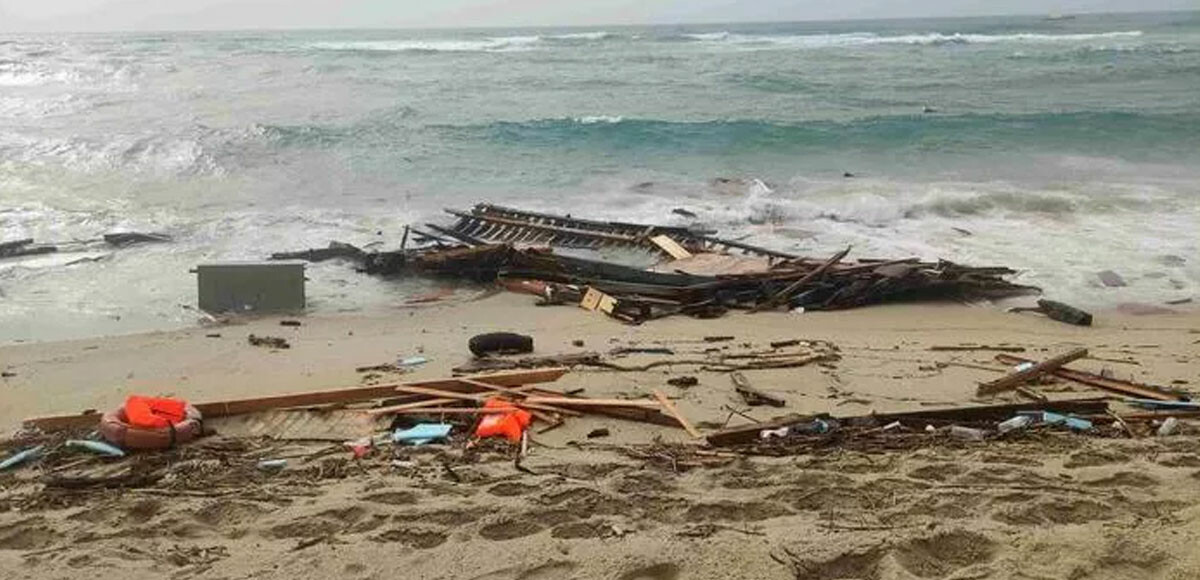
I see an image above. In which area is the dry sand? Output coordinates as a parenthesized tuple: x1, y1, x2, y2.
(2, 293, 1199, 579)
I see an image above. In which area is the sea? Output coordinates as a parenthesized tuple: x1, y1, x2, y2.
(2, 11, 1198, 342)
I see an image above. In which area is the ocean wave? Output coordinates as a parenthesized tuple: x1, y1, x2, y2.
(0, 129, 223, 178)
(449, 111, 1200, 157)
(309, 36, 541, 53)
(680, 30, 1145, 48)
(543, 31, 618, 41)
(573, 115, 624, 124)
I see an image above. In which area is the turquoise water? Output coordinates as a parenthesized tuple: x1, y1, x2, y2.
(1, 11, 1198, 341)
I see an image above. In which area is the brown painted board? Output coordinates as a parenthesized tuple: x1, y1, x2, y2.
(24, 367, 569, 432)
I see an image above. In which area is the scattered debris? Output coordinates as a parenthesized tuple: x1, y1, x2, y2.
(248, 334, 290, 349)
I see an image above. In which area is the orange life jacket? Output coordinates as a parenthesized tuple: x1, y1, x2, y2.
(124, 395, 188, 429)
(473, 398, 531, 442)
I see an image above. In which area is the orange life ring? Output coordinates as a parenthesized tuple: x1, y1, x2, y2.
(100, 403, 204, 450)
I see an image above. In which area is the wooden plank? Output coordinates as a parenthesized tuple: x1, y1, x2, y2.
(653, 389, 702, 438)
(649, 235, 693, 260)
(206, 410, 385, 441)
(519, 397, 661, 408)
(995, 354, 1184, 401)
(731, 372, 786, 407)
(458, 379, 583, 417)
(367, 398, 461, 417)
(976, 348, 1088, 396)
(23, 368, 569, 432)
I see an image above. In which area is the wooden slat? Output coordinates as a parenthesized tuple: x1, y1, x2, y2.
(995, 354, 1184, 401)
(649, 235, 693, 260)
(653, 389, 702, 438)
(976, 348, 1088, 396)
(519, 397, 661, 408)
(23, 368, 569, 432)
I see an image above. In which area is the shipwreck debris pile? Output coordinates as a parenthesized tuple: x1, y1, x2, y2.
(272, 204, 1038, 323)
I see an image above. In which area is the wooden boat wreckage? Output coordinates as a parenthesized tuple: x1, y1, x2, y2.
(272, 204, 1038, 323)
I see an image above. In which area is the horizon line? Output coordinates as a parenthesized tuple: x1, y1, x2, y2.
(0, 7, 1194, 36)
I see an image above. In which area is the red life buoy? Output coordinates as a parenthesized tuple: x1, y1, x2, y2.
(100, 399, 203, 450)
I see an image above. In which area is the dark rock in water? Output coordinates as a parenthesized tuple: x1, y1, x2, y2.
(1158, 255, 1187, 267)
(103, 232, 172, 246)
(1165, 297, 1193, 305)
(468, 332, 533, 357)
(923, 105, 937, 113)
(672, 208, 698, 219)
(1096, 270, 1127, 287)
(631, 181, 655, 192)
(952, 227, 973, 236)
(843, 172, 855, 178)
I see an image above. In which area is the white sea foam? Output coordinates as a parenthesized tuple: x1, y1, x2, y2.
(689, 30, 1145, 49)
(310, 36, 542, 53)
(573, 115, 624, 124)
(545, 31, 614, 41)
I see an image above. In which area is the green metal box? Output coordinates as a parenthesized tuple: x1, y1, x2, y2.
(195, 262, 305, 314)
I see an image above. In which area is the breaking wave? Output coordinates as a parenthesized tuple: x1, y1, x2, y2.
(679, 30, 1145, 48)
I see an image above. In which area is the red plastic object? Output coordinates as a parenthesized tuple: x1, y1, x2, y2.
(473, 398, 532, 442)
(123, 396, 188, 429)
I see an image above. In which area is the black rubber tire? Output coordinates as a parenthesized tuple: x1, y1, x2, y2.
(469, 332, 534, 357)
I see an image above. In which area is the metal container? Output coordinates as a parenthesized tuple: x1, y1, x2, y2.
(195, 262, 305, 314)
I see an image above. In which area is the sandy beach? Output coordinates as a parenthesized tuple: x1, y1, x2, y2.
(2, 294, 1199, 579)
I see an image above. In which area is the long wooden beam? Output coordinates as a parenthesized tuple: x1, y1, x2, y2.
(23, 368, 569, 432)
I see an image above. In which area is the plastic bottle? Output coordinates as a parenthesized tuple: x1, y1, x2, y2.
(950, 426, 985, 441)
(1158, 417, 1180, 436)
(997, 415, 1033, 434)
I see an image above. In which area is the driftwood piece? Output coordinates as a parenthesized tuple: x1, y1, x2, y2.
(730, 372, 785, 407)
(995, 354, 1184, 401)
(653, 389, 702, 438)
(975, 348, 1088, 396)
